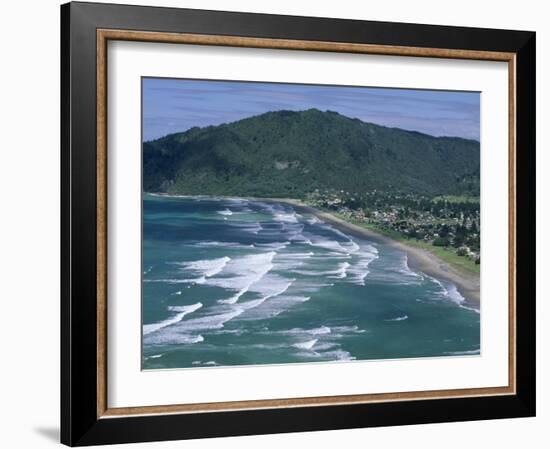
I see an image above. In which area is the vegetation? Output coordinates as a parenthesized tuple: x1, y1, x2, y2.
(143, 109, 480, 197)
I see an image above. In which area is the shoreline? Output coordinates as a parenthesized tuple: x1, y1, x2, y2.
(258, 197, 480, 310)
(146, 192, 480, 309)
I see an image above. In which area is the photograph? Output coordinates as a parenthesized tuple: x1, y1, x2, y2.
(141, 78, 481, 369)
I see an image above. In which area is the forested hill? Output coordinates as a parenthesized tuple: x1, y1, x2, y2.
(143, 109, 480, 198)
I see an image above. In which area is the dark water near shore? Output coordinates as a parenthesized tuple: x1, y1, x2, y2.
(142, 194, 480, 369)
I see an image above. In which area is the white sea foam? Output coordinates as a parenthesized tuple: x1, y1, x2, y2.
(212, 252, 276, 304)
(178, 286, 285, 332)
(295, 347, 355, 361)
(441, 282, 466, 305)
(416, 275, 480, 313)
(323, 349, 356, 361)
(257, 202, 300, 225)
(277, 324, 365, 346)
(167, 303, 204, 313)
(342, 240, 360, 253)
(212, 328, 246, 336)
(229, 278, 294, 315)
(248, 276, 294, 298)
(178, 308, 245, 331)
(325, 252, 352, 259)
(398, 254, 423, 279)
(331, 325, 367, 334)
(293, 339, 318, 350)
(147, 333, 204, 345)
(346, 245, 379, 285)
(217, 290, 247, 305)
(318, 222, 351, 240)
(295, 261, 350, 278)
(307, 216, 323, 225)
(277, 251, 314, 259)
(273, 251, 314, 270)
(347, 267, 370, 284)
(313, 342, 339, 351)
(287, 296, 311, 303)
(274, 212, 299, 223)
(331, 262, 350, 279)
(217, 208, 233, 216)
(238, 222, 263, 234)
(142, 302, 203, 335)
(306, 238, 350, 254)
(385, 314, 409, 322)
(311, 326, 332, 335)
(282, 223, 305, 241)
(254, 241, 290, 250)
(175, 256, 231, 278)
(443, 348, 480, 356)
(240, 295, 311, 320)
(441, 282, 480, 313)
(181, 272, 291, 331)
(192, 360, 218, 365)
(282, 326, 332, 336)
(274, 326, 332, 338)
(367, 252, 423, 285)
(275, 323, 359, 361)
(235, 277, 296, 320)
(429, 276, 476, 309)
(224, 197, 247, 205)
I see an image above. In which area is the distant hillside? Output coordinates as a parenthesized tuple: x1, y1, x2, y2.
(143, 109, 480, 198)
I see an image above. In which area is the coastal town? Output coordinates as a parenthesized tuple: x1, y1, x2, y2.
(306, 189, 480, 265)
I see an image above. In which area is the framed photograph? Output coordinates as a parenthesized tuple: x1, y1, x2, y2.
(61, 1, 536, 446)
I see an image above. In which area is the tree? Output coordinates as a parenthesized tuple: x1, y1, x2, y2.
(433, 237, 449, 247)
(439, 224, 450, 238)
(453, 235, 464, 248)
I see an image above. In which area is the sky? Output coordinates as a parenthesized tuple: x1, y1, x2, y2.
(142, 78, 480, 142)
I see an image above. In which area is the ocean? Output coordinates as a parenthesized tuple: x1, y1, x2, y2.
(142, 194, 480, 369)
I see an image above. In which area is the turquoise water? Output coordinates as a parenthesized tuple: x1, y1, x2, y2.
(142, 194, 480, 369)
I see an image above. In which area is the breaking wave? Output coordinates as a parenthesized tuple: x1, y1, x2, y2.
(143, 302, 203, 336)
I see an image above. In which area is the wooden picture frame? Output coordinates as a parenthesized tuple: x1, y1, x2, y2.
(61, 1, 535, 446)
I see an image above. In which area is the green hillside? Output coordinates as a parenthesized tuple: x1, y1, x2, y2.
(143, 109, 479, 198)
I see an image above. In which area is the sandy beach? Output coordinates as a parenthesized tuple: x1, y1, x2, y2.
(262, 198, 480, 309)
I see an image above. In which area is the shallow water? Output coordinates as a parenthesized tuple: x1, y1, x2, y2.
(142, 194, 480, 369)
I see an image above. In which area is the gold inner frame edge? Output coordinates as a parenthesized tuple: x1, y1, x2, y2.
(96, 28, 517, 419)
